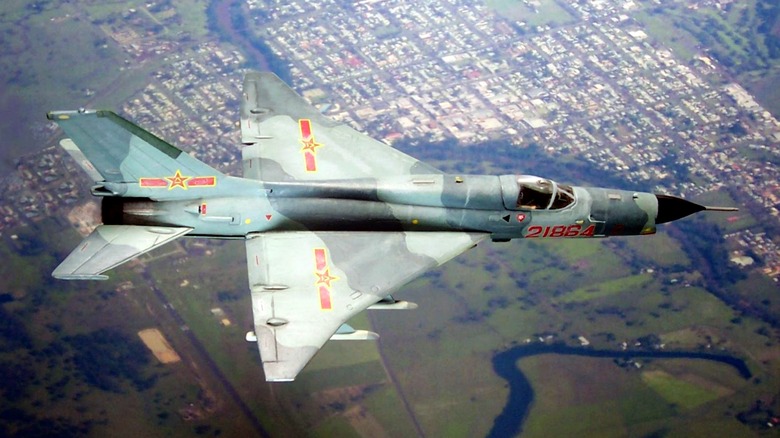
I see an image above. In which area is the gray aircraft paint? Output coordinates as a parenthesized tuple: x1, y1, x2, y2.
(48, 72, 736, 381)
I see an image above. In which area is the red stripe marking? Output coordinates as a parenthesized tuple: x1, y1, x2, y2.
(314, 248, 327, 271)
(315, 248, 333, 310)
(305, 151, 317, 172)
(139, 178, 168, 188)
(299, 119, 312, 139)
(188, 176, 216, 187)
(319, 286, 332, 310)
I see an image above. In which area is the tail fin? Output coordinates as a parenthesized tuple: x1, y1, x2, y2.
(48, 110, 223, 197)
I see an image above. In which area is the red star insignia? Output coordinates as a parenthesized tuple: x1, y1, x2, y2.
(301, 137, 322, 153)
(315, 269, 338, 287)
(166, 170, 190, 190)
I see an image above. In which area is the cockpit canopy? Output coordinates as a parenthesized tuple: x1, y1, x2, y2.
(513, 175, 575, 210)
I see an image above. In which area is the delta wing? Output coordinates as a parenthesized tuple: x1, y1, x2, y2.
(240, 72, 441, 181)
(245, 231, 486, 381)
(53, 225, 192, 280)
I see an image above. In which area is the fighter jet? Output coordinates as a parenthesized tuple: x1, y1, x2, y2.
(48, 72, 736, 382)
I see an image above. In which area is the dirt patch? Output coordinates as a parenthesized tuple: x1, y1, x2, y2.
(67, 201, 100, 237)
(138, 328, 181, 364)
(312, 385, 388, 437)
(344, 405, 388, 438)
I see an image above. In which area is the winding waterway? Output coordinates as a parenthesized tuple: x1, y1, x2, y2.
(209, 0, 270, 70)
(487, 344, 751, 437)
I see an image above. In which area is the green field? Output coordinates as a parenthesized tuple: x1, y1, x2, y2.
(557, 274, 654, 303)
(521, 355, 673, 437)
(633, 0, 780, 117)
(519, 354, 751, 437)
(694, 190, 757, 232)
(642, 370, 722, 409)
(486, 0, 576, 28)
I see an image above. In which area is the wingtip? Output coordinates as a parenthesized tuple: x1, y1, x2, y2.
(266, 377, 296, 383)
(244, 70, 283, 83)
(47, 109, 100, 120)
(263, 362, 300, 383)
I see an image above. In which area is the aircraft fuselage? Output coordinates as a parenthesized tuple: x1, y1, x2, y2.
(48, 73, 739, 382)
(102, 173, 662, 242)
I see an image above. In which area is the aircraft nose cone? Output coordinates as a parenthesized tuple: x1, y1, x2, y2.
(655, 194, 706, 224)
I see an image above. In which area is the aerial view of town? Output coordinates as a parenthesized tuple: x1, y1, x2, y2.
(0, 0, 778, 436)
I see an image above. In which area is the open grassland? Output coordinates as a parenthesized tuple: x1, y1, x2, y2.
(633, 0, 780, 117)
(642, 370, 723, 409)
(557, 273, 654, 303)
(361, 384, 420, 437)
(729, 273, 780, 321)
(520, 354, 749, 437)
(520, 355, 673, 438)
(624, 231, 691, 268)
(694, 190, 757, 232)
(634, 0, 768, 65)
(401, 354, 507, 437)
(653, 359, 747, 396)
(486, 0, 576, 28)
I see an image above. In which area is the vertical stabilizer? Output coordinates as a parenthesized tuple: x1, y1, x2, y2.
(48, 110, 223, 186)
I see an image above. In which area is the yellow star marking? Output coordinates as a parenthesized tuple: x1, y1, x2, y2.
(301, 137, 322, 153)
(166, 170, 190, 190)
(315, 269, 339, 288)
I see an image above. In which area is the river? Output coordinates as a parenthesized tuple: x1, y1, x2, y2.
(487, 343, 751, 437)
(209, 0, 271, 71)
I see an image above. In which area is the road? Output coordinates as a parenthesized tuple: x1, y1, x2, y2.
(367, 311, 427, 438)
(140, 268, 271, 438)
